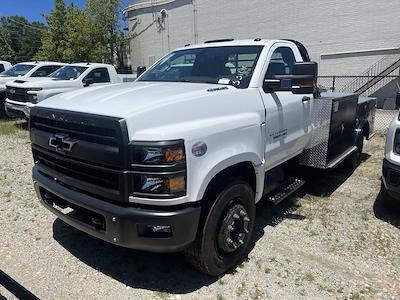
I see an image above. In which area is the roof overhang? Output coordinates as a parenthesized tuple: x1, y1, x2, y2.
(125, 0, 176, 12)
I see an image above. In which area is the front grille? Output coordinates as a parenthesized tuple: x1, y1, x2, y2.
(5, 86, 30, 102)
(34, 149, 119, 190)
(30, 107, 130, 203)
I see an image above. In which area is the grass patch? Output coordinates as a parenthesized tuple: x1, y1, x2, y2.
(0, 120, 27, 136)
(303, 272, 315, 282)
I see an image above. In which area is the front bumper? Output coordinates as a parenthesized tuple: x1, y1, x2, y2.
(382, 158, 400, 203)
(5, 99, 33, 119)
(33, 166, 201, 252)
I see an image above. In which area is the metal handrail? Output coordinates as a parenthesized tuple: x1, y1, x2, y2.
(340, 52, 400, 95)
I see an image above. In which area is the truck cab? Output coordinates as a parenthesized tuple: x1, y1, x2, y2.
(5, 63, 121, 119)
(0, 61, 12, 73)
(0, 61, 65, 118)
(29, 39, 375, 276)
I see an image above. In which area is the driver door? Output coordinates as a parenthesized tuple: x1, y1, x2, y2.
(259, 45, 313, 170)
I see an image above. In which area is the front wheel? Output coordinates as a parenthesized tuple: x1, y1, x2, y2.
(184, 181, 255, 276)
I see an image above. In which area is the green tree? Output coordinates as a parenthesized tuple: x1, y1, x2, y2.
(86, 0, 126, 66)
(0, 16, 45, 63)
(36, 0, 68, 61)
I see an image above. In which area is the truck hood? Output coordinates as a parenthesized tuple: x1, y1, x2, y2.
(6, 78, 78, 89)
(37, 81, 235, 118)
(0, 76, 19, 86)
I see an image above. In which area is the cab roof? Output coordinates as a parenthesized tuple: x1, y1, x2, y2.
(177, 39, 291, 51)
(17, 61, 66, 66)
(71, 63, 115, 68)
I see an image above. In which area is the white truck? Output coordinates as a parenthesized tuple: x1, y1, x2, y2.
(0, 61, 65, 118)
(5, 63, 122, 119)
(29, 39, 376, 276)
(0, 61, 12, 73)
(382, 101, 400, 209)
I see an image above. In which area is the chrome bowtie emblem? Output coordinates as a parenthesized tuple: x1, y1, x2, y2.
(9, 89, 15, 94)
(49, 133, 78, 152)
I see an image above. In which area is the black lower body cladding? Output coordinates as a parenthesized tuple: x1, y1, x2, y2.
(382, 158, 400, 206)
(33, 166, 201, 252)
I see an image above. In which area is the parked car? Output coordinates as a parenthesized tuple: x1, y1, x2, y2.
(381, 105, 400, 209)
(0, 61, 65, 118)
(5, 63, 121, 119)
(0, 61, 12, 73)
(29, 39, 376, 276)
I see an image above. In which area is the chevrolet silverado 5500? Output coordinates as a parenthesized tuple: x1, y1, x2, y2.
(30, 39, 376, 276)
(5, 63, 121, 119)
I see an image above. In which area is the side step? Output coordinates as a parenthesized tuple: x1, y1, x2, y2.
(268, 178, 305, 205)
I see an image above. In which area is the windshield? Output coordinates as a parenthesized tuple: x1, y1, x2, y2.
(138, 46, 264, 88)
(50, 66, 88, 80)
(0, 64, 35, 77)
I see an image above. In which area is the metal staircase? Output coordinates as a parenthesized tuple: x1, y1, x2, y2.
(339, 53, 400, 96)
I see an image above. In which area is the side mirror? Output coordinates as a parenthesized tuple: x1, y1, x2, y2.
(137, 66, 147, 77)
(271, 62, 318, 94)
(291, 62, 318, 94)
(263, 79, 282, 92)
(83, 77, 94, 87)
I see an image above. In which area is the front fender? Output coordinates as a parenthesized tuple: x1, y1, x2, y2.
(185, 121, 265, 204)
(195, 153, 265, 203)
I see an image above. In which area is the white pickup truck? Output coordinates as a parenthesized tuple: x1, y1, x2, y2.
(5, 63, 121, 119)
(0, 61, 12, 73)
(29, 39, 376, 276)
(0, 61, 65, 118)
(382, 100, 400, 209)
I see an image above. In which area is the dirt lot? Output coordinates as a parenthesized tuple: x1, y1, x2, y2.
(0, 121, 399, 300)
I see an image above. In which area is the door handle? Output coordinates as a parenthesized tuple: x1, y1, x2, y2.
(302, 96, 311, 102)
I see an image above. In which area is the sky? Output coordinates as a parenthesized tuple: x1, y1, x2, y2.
(0, 0, 131, 23)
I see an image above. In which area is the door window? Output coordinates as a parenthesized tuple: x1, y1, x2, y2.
(84, 68, 111, 83)
(0, 64, 4, 73)
(265, 47, 296, 90)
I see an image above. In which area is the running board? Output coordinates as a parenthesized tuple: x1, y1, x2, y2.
(268, 178, 305, 205)
(326, 146, 358, 169)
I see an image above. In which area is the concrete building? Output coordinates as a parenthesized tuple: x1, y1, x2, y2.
(126, 0, 400, 101)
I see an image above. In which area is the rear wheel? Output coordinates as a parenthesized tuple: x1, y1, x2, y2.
(184, 181, 255, 276)
(346, 133, 364, 169)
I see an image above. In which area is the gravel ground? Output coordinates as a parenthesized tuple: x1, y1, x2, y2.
(0, 121, 399, 300)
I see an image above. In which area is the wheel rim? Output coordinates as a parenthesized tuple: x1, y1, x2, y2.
(217, 202, 250, 255)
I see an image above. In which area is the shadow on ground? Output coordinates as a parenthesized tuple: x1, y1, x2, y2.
(373, 190, 400, 229)
(299, 153, 370, 197)
(52, 155, 365, 293)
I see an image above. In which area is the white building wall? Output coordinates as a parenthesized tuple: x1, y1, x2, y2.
(127, 0, 400, 76)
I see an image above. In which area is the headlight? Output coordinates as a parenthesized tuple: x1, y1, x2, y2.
(131, 140, 185, 165)
(133, 174, 186, 197)
(28, 88, 42, 103)
(130, 140, 187, 198)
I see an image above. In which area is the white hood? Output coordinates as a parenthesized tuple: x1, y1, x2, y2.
(6, 78, 78, 90)
(37, 81, 234, 118)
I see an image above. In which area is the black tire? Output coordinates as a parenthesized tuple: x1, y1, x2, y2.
(346, 133, 364, 169)
(184, 181, 255, 276)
